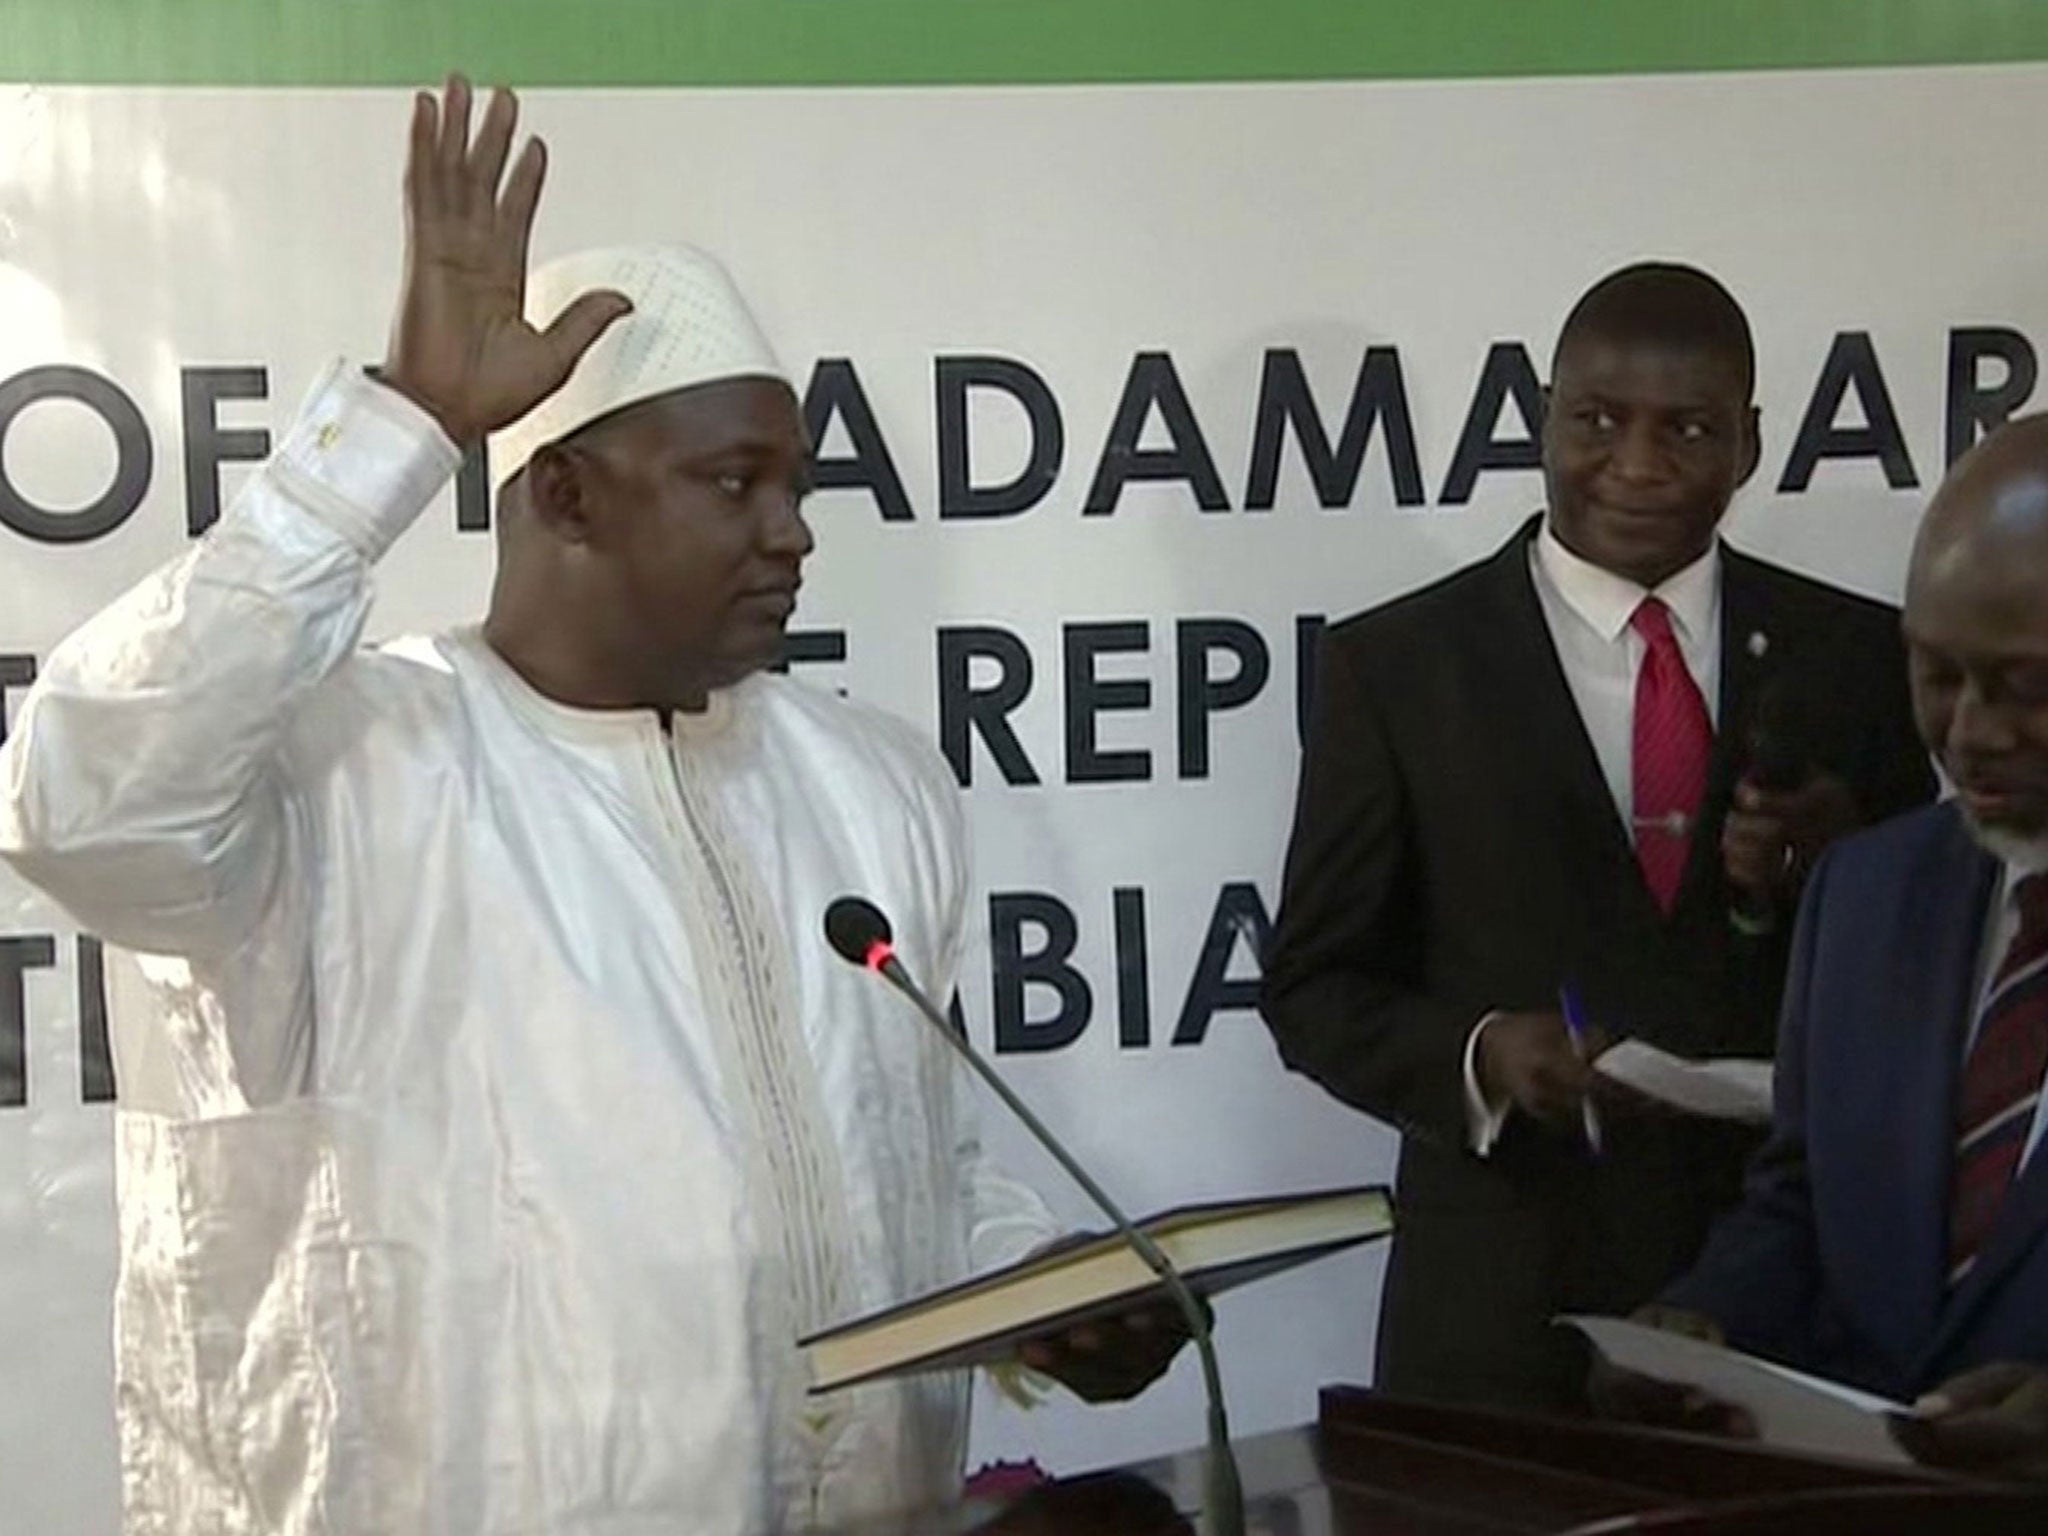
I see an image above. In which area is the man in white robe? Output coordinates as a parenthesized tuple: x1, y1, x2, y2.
(0, 79, 1180, 1536)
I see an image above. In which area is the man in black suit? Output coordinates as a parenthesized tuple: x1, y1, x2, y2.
(1259, 263, 1935, 1411)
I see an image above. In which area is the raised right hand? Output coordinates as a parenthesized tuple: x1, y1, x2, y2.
(381, 75, 633, 446)
(1475, 1010, 1602, 1127)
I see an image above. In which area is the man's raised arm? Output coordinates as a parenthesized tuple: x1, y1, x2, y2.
(0, 78, 626, 959)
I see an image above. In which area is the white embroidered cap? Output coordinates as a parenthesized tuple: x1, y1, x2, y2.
(489, 244, 788, 488)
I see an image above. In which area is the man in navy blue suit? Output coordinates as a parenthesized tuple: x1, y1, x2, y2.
(1611, 413, 2048, 1478)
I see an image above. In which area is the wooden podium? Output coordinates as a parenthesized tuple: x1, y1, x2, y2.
(831, 1386, 2048, 1534)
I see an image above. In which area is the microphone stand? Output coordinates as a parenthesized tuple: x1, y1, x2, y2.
(868, 951, 1246, 1536)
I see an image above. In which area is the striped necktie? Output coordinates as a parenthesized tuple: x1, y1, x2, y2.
(1630, 597, 1712, 914)
(1948, 873, 2048, 1286)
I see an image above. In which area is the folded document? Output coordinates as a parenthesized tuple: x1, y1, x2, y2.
(1563, 1314, 1914, 1467)
(1594, 1039, 1774, 1123)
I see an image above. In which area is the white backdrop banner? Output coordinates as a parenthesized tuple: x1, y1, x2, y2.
(1, 65, 2041, 1530)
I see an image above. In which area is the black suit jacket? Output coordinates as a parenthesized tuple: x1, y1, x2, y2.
(1259, 516, 1934, 1410)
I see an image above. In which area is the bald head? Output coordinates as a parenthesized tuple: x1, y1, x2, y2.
(1903, 413, 2048, 852)
(1913, 414, 2048, 580)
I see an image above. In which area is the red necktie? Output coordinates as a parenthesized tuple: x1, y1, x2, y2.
(1949, 874, 2048, 1285)
(1630, 598, 1712, 914)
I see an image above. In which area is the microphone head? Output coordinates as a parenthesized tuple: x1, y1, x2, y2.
(824, 896, 894, 969)
(1747, 682, 1808, 793)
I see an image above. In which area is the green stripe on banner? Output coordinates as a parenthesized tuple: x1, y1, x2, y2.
(12, 1, 2048, 87)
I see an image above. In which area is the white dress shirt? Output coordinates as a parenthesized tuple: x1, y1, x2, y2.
(1462, 523, 1723, 1153)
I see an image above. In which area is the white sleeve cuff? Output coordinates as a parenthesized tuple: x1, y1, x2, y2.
(1463, 1011, 1512, 1157)
(267, 361, 463, 563)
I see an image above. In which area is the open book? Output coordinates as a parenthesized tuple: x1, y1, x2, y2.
(801, 1185, 1392, 1395)
(1561, 1315, 1915, 1467)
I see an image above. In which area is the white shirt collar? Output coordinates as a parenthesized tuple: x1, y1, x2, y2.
(1534, 519, 1720, 648)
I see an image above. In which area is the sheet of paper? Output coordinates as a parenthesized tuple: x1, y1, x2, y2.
(1594, 1038, 1774, 1122)
(1562, 1315, 1915, 1467)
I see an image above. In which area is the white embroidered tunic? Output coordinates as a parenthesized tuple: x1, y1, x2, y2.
(0, 366, 1054, 1536)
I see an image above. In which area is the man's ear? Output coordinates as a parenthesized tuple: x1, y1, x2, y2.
(525, 443, 594, 544)
(1735, 403, 1762, 490)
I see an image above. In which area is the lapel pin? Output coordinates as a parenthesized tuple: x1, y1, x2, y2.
(1746, 630, 1769, 659)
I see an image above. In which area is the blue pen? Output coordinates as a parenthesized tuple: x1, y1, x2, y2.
(1559, 984, 1604, 1155)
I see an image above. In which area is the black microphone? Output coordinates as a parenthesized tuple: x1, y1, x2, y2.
(1730, 682, 1808, 936)
(1746, 681, 1808, 796)
(823, 895, 1246, 1536)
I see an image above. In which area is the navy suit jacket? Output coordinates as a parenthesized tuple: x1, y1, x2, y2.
(1665, 802, 2048, 1399)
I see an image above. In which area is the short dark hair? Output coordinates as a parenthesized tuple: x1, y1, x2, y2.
(1553, 262, 1755, 400)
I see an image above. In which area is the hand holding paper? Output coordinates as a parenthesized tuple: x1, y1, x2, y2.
(1474, 1009, 1605, 1133)
(1895, 1361, 2048, 1480)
